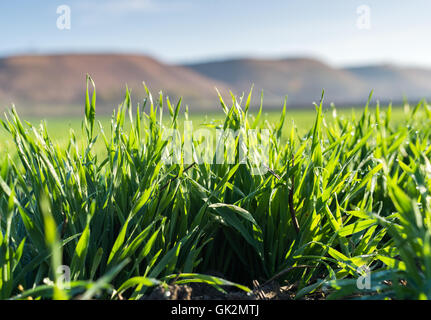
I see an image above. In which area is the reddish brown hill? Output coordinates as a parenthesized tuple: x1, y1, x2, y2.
(0, 54, 228, 115)
(2, 54, 431, 116)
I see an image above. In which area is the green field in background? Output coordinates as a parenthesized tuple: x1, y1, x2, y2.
(0, 106, 407, 155)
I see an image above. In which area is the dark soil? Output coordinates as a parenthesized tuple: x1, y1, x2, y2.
(142, 280, 326, 300)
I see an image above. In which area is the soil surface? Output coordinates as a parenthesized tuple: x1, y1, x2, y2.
(142, 280, 326, 300)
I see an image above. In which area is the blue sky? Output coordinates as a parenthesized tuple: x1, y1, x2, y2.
(1, 0, 431, 67)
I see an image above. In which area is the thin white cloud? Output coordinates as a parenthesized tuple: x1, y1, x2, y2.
(103, 0, 158, 13)
(76, 0, 188, 14)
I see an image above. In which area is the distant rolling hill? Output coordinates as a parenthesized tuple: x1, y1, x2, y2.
(185, 58, 368, 107)
(1, 53, 431, 116)
(187, 58, 431, 108)
(0, 54, 229, 115)
(344, 65, 431, 103)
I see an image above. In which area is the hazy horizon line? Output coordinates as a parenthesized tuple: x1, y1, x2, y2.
(1, 49, 431, 70)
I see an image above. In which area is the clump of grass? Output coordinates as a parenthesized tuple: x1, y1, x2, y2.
(0, 76, 430, 300)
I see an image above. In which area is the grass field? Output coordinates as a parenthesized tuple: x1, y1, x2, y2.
(0, 105, 408, 153)
(0, 79, 430, 300)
